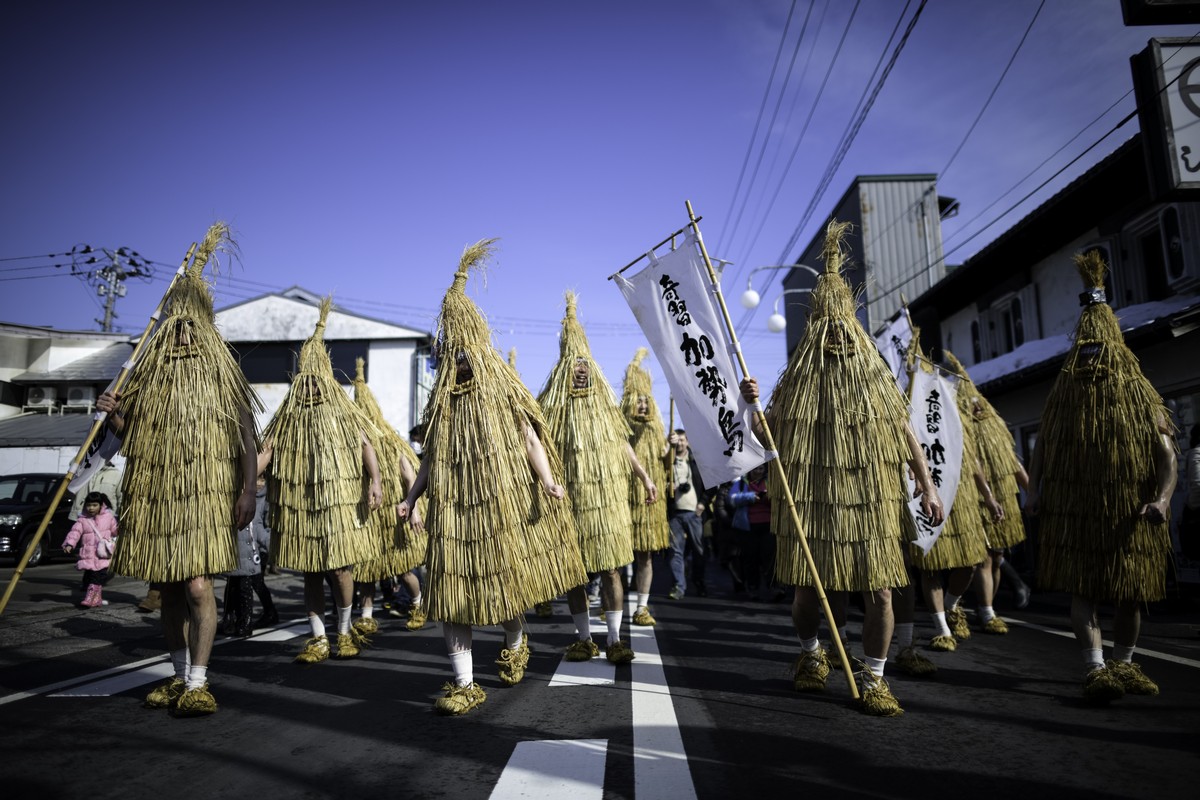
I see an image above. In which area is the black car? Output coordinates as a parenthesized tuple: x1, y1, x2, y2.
(0, 473, 76, 567)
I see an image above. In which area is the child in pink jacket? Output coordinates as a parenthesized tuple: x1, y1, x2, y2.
(62, 492, 118, 608)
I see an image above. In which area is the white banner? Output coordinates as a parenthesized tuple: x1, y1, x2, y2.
(906, 368, 963, 554)
(614, 233, 773, 487)
(873, 312, 913, 395)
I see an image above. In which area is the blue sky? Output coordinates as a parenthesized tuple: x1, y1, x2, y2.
(1, 1, 1193, 411)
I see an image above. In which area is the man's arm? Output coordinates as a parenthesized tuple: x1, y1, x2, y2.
(361, 433, 383, 510)
(233, 409, 257, 529)
(398, 456, 424, 532)
(625, 442, 658, 504)
(902, 420, 945, 526)
(524, 422, 565, 499)
(972, 456, 1004, 523)
(1139, 427, 1178, 524)
(96, 391, 126, 438)
(398, 455, 430, 522)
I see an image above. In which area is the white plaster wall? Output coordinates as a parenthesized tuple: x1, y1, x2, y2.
(0, 446, 76, 475)
(1031, 234, 1098, 339)
(941, 305, 978, 365)
(218, 296, 425, 341)
(367, 341, 415, 434)
(0, 336, 30, 382)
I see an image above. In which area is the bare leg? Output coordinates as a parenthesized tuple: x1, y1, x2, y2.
(183, 576, 216, 668)
(1070, 595, 1102, 649)
(566, 584, 590, 616)
(792, 585, 821, 640)
(399, 571, 421, 600)
(634, 551, 652, 595)
(861, 588, 894, 661)
(159, 583, 188, 653)
(303, 572, 326, 619)
(330, 567, 354, 609)
(356, 580, 374, 614)
(947, 566, 976, 598)
(974, 552, 996, 607)
(600, 569, 623, 612)
(921, 570, 944, 613)
(1113, 600, 1141, 649)
(892, 580, 915, 625)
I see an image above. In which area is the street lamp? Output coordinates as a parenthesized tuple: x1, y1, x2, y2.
(766, 288, 814, 333)
(740, 263, 820, 309)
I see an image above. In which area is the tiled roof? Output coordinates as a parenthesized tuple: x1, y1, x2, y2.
(12, 343, 134, 383)
(0, 413, 94, 447)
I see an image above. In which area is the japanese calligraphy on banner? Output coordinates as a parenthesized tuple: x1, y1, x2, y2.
(906, 368, 963, 554)
(873, 312, 913, 395)
(614, 234, 773, 487)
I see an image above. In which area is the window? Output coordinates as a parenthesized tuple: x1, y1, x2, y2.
(231, 340, 370, 385)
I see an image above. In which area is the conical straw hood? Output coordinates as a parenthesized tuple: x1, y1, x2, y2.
(1062, 249, 1130, 380)
(620, 347, 654, 415)
(298, 296, 335, 376)
(808, 220, 857, 321)
(164, 221, 230, 325)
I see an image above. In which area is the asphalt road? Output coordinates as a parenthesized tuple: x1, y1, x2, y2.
(1, 556, 1197, 799)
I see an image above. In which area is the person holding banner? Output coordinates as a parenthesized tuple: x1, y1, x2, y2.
(908, 354, 1004, 652)
(351, 358, 429, 635)
(398, 240, 586, 715)
(98, 223, 262, 717)
(538, 295, 658, 663)
(738, 220, 944, 717)
(261, 298, 385, 665)
(620, 349, 671, 626)
(944, 351, 1030, 632)
(1026, 251, 1176, 703)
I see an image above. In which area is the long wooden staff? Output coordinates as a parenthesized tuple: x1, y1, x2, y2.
(0, 243, 197, 616)
(685, 200, 859, 699)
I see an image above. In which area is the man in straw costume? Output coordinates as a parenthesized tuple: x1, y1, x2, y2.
(943, 350, 1029, 633)
(261, 298, 385, 664)
(351, 358, 429, 634)
(398, 240, 587, 716)
(906, 344, 1004, 655)
(97, 222, 261, 717)
(739, 220, 944, 717)
(1026, 250, 1176, 702)
(537, 293, 658, 664)
(510, 347, 556, 621)
(620, 347, 671, 626)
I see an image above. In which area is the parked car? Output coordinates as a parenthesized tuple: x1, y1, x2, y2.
(0, 473, 75, 567)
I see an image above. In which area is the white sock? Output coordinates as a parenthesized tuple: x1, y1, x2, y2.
(931, 612, 951, 637)
(449, 650, 473, 687)
(361, 604, 374, 619)
(863, 655, 887, 677)
(978, 605, 995, 623)
(637, 592, 649, 610)
(170, 648, 189, 681)
(337, 605, 352, 634)
(308, 613, 326, 639)
(572, 611, 593, 640)
(412, 592, 422, 606)
(505, 628, 524, 650)
(1082, 648, 1105, 673)
(1112, 644, 1135, 663)
(605, 610, 623, 645)
(945, 593, 961, 611)
(800, 636, 820, 653)
(186, 665, 208, 691)
(895, 622, 914, 649)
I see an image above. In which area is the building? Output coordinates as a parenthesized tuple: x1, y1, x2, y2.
(0, 288, 434, 475)
(215, 286, 433, 434)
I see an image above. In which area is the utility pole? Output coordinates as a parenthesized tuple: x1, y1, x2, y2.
(93, 247, 152, 331)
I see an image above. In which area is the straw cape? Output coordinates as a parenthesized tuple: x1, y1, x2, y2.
(113, 222, 263, 582)
(944, 350, 1026, 550)
(906, 342, 987, 571)
(421, 240, 586, 625)
(537, 292, 635, 572)
(1036, 251, 1174, 603)
(264, 298, 386, 573)
(765, 221, 912, 591)
(352, 358, 428, 581)
(620, 348, 670, 552)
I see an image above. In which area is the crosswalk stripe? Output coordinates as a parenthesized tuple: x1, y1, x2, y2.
(628, 597, 697, 800)
(489, 739, 607, 800)
(548, 614, 616, 687)
(50, 662, 173, 697)
(1002, 617, 1200, 668)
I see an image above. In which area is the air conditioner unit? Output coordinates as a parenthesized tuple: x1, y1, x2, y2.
(25, 386, 58, 407)
(1162, 204, 1200, 291)
(65, 386, 96, 407)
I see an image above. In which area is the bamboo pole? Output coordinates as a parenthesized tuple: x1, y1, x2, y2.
(684, 200, 859, 700)
(0, 243, 198, 616)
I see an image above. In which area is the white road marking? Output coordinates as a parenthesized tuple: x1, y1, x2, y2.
(1, 621, 309, 703)
(489, 739, 607, 800)
(548, 615, 615, 687)
(1002, 616, 1200, 668)
(628, 598, 697, 800)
